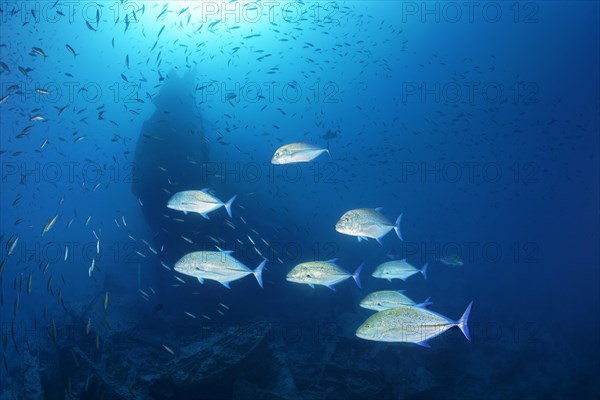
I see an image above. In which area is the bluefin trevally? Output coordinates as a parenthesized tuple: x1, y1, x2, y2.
(286, 259, 362, 290)
(271, 142, 330, 164)
(167, 189, 236, 218)
(372, 259, 428, 282)
(356, 302, 473, 347)
(335, 208, 403, 244)
(174, 250, 266, 289)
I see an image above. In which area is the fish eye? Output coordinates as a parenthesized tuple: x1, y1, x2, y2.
(366, 324, 371, 328)
(306, 274, 311, 278)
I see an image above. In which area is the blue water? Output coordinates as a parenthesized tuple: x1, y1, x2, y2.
(1, 1, 598, 399)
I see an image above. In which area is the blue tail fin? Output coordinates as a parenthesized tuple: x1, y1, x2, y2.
(457, 301, 473, 341)
(253, 259, 266, 288)
(224, 195, 237, 218)
(352, 263, 363, 288)
(415, 296, 433, 309)
(420, 262, 428, 280)
(394, 213, 403, 241)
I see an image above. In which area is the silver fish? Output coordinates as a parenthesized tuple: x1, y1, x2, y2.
(271, 142, 329, 164)
(286, 259, 362, 290)
(360, 290, 432, 311)
(174, 250, 265, 289)
(335, 208, 402, 244)
(372, 259, 428, 282)
(356, 302, 473, 347)
(167, 190, 236, 218)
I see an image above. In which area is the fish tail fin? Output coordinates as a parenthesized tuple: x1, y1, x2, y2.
(457, 301, 473, 341)
(253, 259, 266, 288)
(420, 262, 428, 280)
(224, 195, 237, 218)
(394, 213, 403, 241)
(352, 263, 363, 288)
(416, 296, 433, 308)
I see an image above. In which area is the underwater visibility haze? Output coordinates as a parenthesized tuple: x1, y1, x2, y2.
(0, 1, 599, 399)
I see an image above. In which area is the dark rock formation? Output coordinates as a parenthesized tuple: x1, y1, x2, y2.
(131, 69, 210, 236)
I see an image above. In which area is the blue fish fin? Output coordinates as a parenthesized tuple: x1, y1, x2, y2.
(375, 236, 384, 246)
(197, 277, 204, 284)
(200, 213, 210, 220)
(420, 262, 428, 280)
(326, 258, 339, 264)
(183, 211, 188, 215)
(456, 301, 473, 341)
(375, 207, 383, 213)
(357, 236, 362, 243)
(416, 340, 431, 348)
(224, 194, 237, 218)
(416, 296, 433, 309)
(309, 284, 315, 289)
(352, 263, 363, 288)
(253, 259, 266, 288)
(220, 281, 231, 289)
(394, 213, 403, 241)
(327, 285, 336, 291)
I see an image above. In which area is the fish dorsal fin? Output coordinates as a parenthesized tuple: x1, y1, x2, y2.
(326, 258, 339, 264)
(375, 207, 383, 213)
(401, 258, 406, 262)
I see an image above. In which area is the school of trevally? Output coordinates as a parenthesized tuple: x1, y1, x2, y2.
(0, 1, 598, 399)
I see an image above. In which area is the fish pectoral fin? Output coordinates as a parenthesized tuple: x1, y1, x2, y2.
(183, 211, 188, 215)
(197, 277, 204, 284)
(308, 284, 315, 289)
(220, 281, 231, 289)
